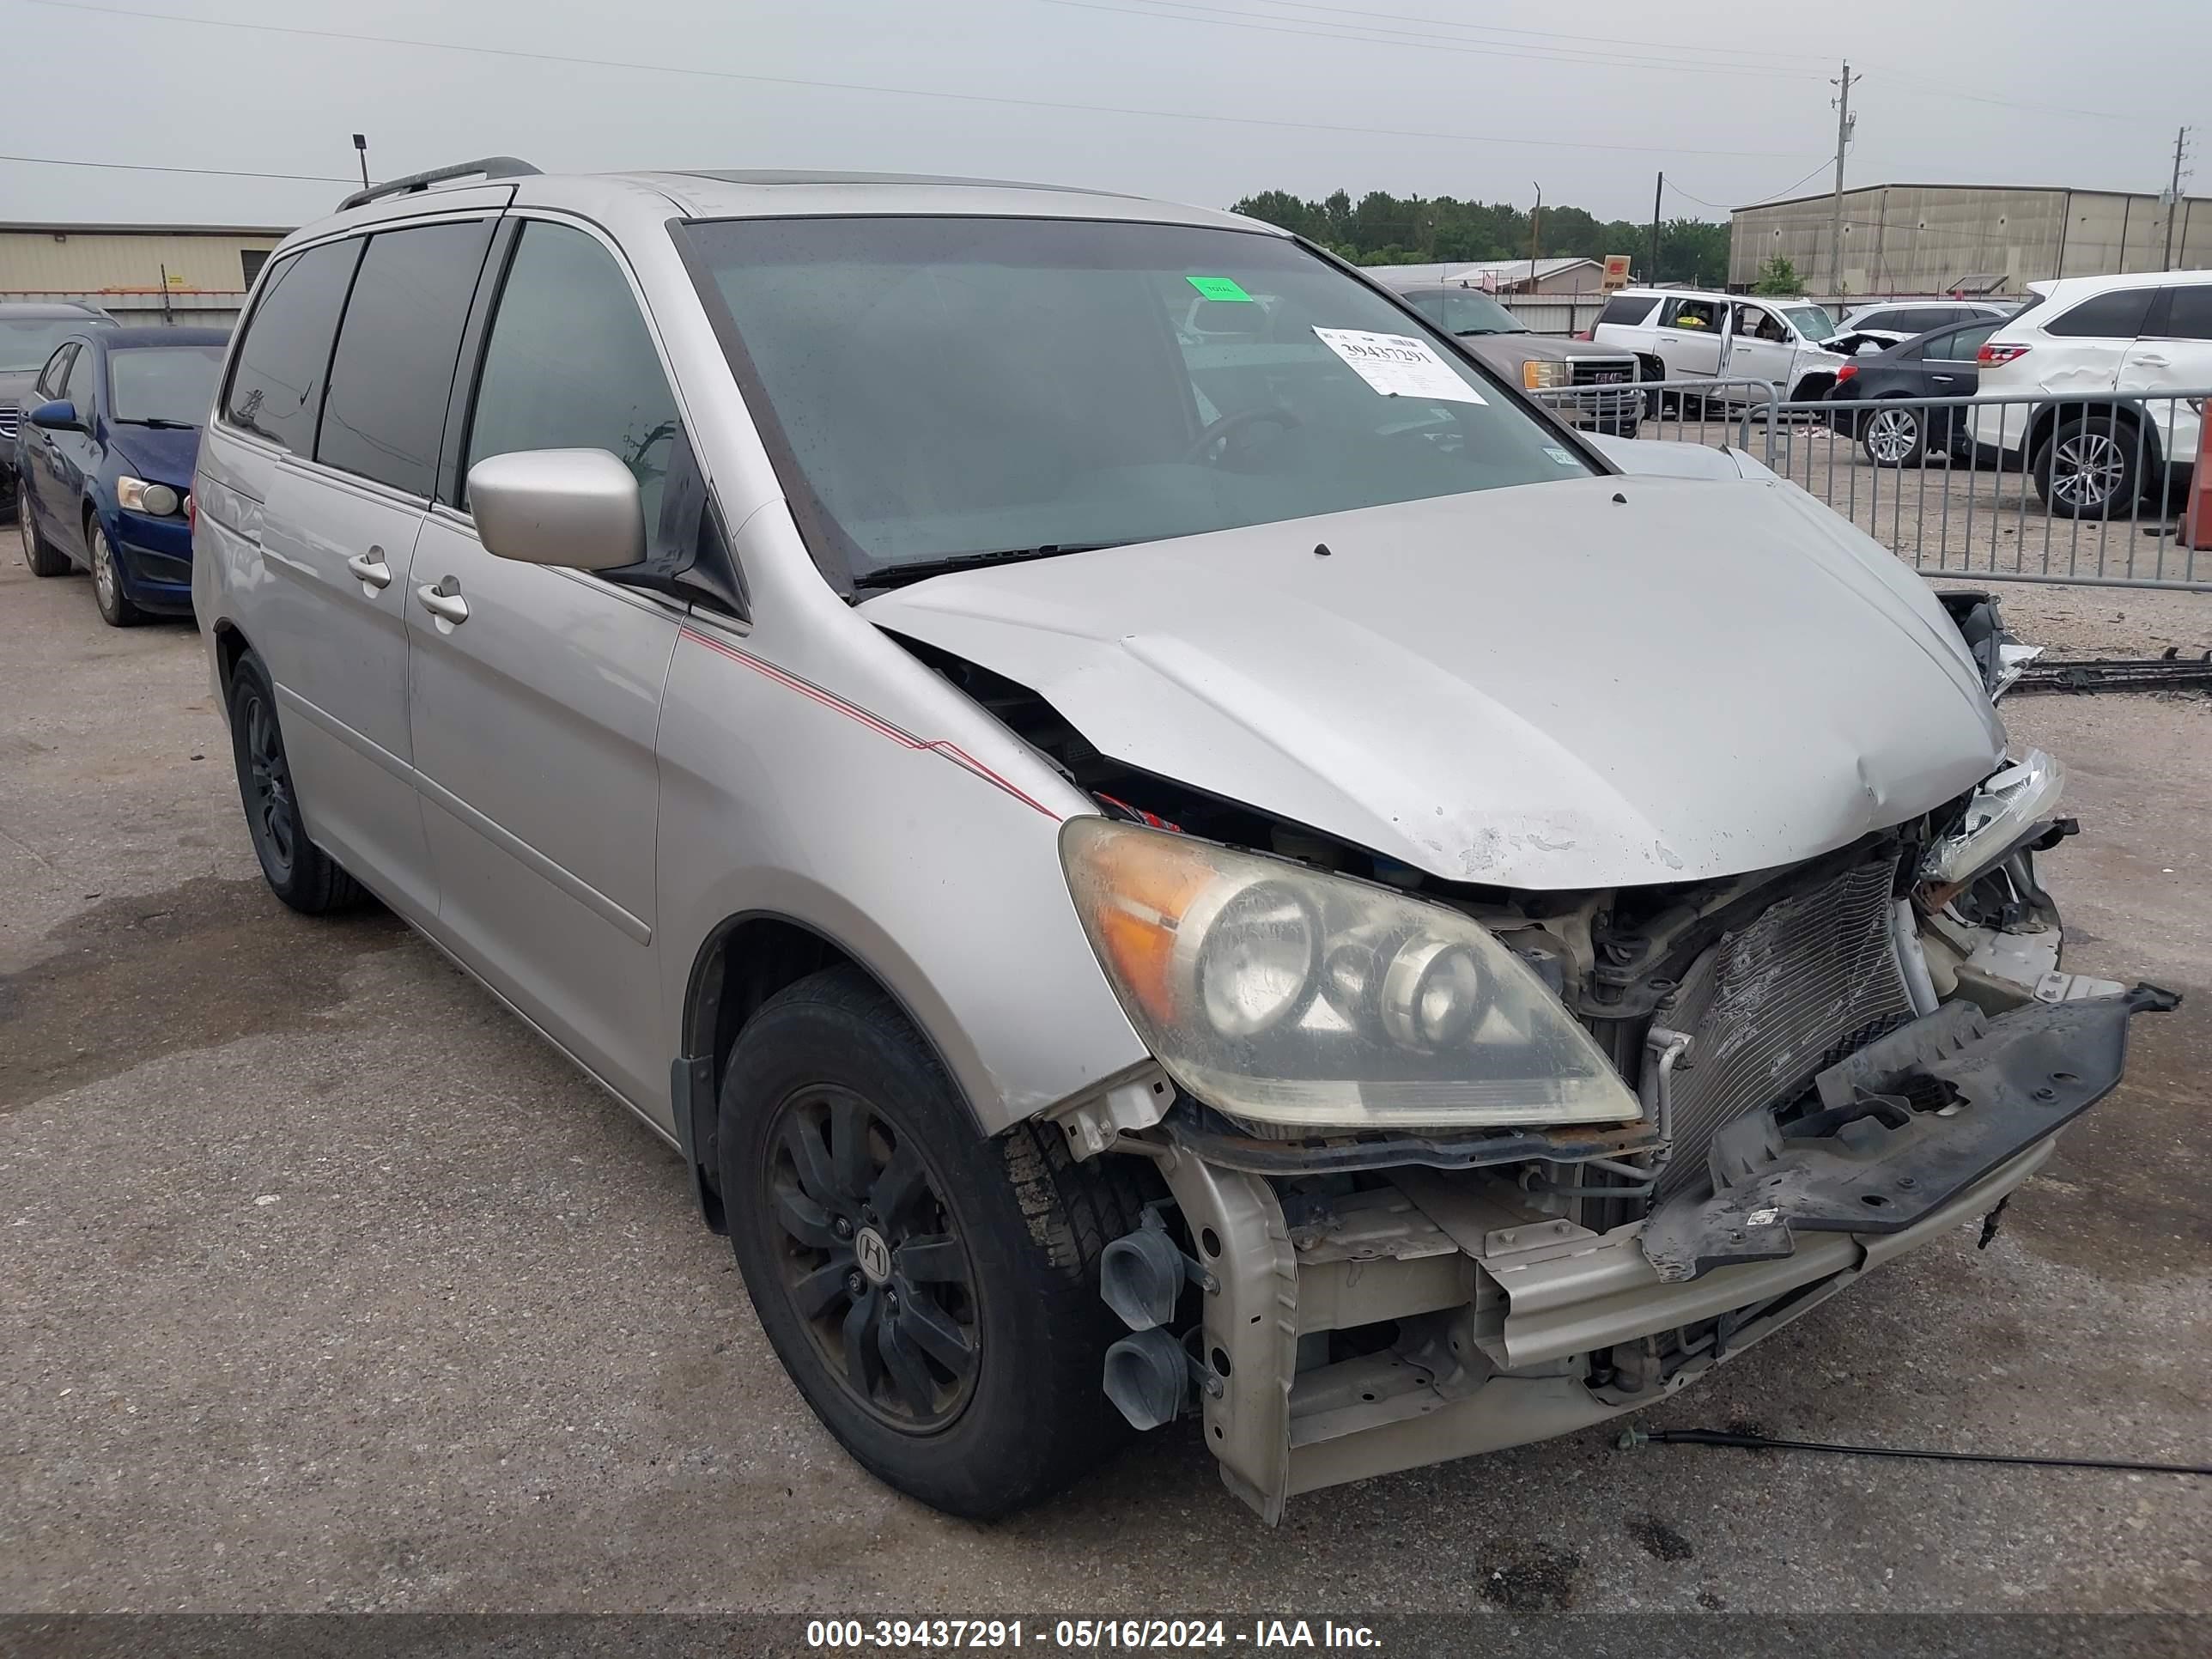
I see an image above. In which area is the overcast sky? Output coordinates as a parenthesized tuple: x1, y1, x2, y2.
(6, 0, 2209, 230)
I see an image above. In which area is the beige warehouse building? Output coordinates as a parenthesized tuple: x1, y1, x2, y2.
(1729, 183, 2212, 298)
(0, 222, 289, 330)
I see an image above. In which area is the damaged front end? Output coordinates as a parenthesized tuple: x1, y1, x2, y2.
(1045, 757, 2173, 1523)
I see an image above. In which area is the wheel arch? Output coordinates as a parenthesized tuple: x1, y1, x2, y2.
(210, 617, 253, 690)
(675, 908, 989, 1234)
(2027, 398, 2158, 469)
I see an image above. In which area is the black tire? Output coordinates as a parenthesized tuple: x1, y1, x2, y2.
(15, 495, 71, 577)
(720, 966, 1152, 1519)
(2034, 414, 2140, 520)
(224, 650, 368, 914)
(88, 521, 147, 627)
(1860, 399, 1927, 467)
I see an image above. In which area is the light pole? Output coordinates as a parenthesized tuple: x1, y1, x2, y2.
(353, 133, 370, 191)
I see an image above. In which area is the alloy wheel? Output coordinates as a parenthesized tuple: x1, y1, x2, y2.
(761, 1085, 979, 1433)
(2051, 431, 2125, 509)
(1866, 407, 1919, 464)
(242, 691, 296, 881)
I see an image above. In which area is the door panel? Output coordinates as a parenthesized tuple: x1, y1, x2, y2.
(1655, 297, 1725, 379)
(405, 517, 679, 1104)
(1724, 303, 1797, 392)
(255, 462, 437, 917)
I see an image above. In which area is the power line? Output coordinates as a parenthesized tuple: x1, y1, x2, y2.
(1036, 0, 1826, 81)
(1664, 158, 1834, 213)
(14, 0, 1818, 162)
(0, 151, 351, 185)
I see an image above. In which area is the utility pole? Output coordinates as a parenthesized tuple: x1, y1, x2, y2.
(2160, 125, 2193, 270)
(1529, 182, 1542, 289)
(1827, 63, 1859, 298)
(352, 133, 370, 191)
(1649, 171, 1664, 282)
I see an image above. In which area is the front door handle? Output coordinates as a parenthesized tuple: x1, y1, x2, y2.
(345, 549, 392, 589)
(415, 576, 470, 625)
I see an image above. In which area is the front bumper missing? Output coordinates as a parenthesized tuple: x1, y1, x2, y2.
(1642, 983, 2178, 1281)
(1141, 982, 2176, 1522)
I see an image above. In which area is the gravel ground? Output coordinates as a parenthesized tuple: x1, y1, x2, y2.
(2, 535, 2208, 1618)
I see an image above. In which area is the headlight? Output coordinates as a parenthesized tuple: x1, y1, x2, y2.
(1060, 817, 1640, 1130)
(1522, 359, 1571, 391)
(118, 477, 181, 516)
(1923, 749, 2065, 887)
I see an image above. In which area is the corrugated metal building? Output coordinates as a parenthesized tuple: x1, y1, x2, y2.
(1729, 184, 2212, 297)
(0, 222, 289, 331)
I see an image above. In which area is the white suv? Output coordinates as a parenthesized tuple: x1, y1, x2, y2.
(1966, 270, 2212, 518)
(1591, 287, 1845, 402)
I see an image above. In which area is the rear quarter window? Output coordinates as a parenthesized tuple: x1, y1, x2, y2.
(222, 238, 364, 455)
(1596, 295, 1659, 327)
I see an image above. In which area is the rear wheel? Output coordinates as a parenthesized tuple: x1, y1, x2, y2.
(89, 523, 146, 626)
(16, 496, 70, 577)
(224, 650, 368, 913)
(1861, 401, 1926, 467)
(2035, 416, 2140, 520)
(721, 966, 1151, 1518)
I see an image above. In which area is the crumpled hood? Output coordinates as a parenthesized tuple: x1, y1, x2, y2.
(861, 474, 2005, 889)
(104, 422, 201, 489)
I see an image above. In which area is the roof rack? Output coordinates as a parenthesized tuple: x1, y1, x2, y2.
(337, 156, 541, 213)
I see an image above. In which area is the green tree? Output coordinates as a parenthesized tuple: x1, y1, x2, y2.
(1753, 255, 1804, 295)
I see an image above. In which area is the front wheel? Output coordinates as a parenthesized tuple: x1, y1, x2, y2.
(89, 523, 146, 626)
(1861, 402, 1926, 467)
(2035, 416, 2140, 520)
(720, 967, 1152, 1519)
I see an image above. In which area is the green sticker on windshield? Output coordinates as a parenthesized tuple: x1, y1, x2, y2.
(1186, 275, 1255, 302)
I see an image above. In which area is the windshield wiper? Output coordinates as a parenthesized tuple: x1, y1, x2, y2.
(853, 543, 1124, 590)
(114, 416, 196, 429)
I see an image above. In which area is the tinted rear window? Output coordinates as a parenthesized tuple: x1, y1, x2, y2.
(317, 221, 495, 497)
(2044, 288, 2154, 339)
(2156, 285, 2212, 341)
(1597, 295, 1659, 327)
(223, 239, 362, 454)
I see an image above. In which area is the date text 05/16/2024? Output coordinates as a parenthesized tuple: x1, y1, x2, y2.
(803, 1619, 1383, 1650)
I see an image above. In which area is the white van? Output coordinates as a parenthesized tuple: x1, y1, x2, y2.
(1592, 288, 1846, 402)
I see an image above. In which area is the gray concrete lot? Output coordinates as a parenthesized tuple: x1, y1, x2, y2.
(3, 542, 2209, 1617)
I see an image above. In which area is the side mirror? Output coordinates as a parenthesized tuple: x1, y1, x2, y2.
(28, 399, 83, 432)
(467, 448, 644, 572)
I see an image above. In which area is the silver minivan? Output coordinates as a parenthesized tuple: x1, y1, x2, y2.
(193, 161, 2172, 1523)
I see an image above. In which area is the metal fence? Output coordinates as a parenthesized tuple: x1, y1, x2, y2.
(1534, 380, 2211, 592)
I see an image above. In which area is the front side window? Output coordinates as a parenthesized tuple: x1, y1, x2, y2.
(465, 222, 682, 533)
(1, 319, 87, 374)
(685, 216, 1592, 582)
(34, 343, 76, 401)
(63, 346, 96, 416)
(106, 346, 228, 427)
(223, 238, 363, 454)
(2045, 289, 2154, 339)
(319, 221, 495, 497)
(1734, 304, 1788, 343)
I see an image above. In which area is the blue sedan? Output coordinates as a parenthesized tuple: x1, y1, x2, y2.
(15, 325, 228, 625)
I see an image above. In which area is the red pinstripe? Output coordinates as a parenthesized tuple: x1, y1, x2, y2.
(678, 626, 1060, 820)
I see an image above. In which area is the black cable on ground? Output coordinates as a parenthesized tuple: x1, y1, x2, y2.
(1617, 1426, 2212, 1478)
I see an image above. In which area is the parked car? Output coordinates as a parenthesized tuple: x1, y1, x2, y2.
(1591, 287, 1846, 401)
(15, 325, 228, 623)
(0, 301, 115, 518)
(1966, 270, 2212, 517)
(1828, 299, 2010, 357)
(195, 161, 2169, 1523)
(1823, 318, 2004, 465)
(1373, 280, 1644, 435)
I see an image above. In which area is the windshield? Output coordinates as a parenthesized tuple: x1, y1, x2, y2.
(1782, 304, 1838, 341)
(106, 345, 225, 425)
(684, 216, 1594, 580)
(1432, 289, 1526, 334)
(1, 319, 88, 373)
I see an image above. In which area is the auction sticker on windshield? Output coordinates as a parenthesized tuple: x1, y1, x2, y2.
(1311, 326, 1486, 404)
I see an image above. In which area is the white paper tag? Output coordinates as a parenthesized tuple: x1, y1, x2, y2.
(1311, 327, 1487, 404)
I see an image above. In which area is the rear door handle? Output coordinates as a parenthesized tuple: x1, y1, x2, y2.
(415, 577, 469, 625)
(2134, 353, 2172, 368)
(345, 549, 392, 589)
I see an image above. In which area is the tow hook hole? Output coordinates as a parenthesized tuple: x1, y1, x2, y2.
(1212, 1425, 1223, 1440)
(1211, 1347, 1231, 1378)
(1360, 1392, 1376, 1402)
(1860, 1193, 1891, 1208)
(1200, 1227, 1222, 1259)
(2050, 1071, 2079, 1084)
